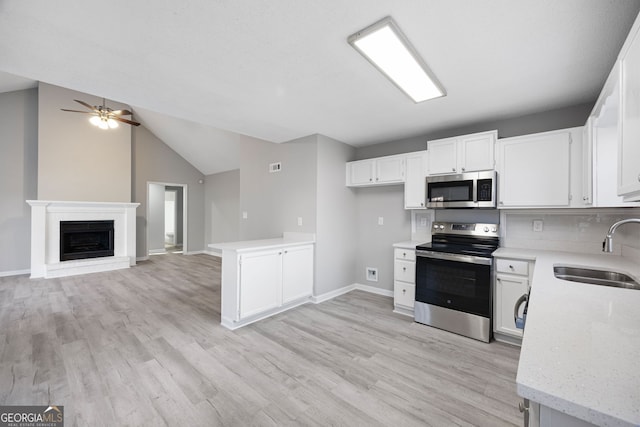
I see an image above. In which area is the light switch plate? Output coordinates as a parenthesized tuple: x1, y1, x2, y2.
(533, 220, 543, 232)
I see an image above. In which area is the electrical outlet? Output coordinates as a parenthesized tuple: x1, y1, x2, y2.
(242, 211, 248, 219)
(297, 217, 303, 226)
(378, 216, 384, 226)
(420, 217, 428, 227)
(533, 220, 543, 232)
(366, 267, 378, 282)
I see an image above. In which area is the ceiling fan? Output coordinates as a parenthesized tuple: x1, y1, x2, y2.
(61, 98, 140, 129)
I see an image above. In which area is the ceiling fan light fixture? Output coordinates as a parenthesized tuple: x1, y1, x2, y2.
(348, 17, 445, 103)
(107, 118, 119, 129)
(89, 115, 102, 127)
(97, 119, 109, 130)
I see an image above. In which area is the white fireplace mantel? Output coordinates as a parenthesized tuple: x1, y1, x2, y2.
(27, 200, 139, 278)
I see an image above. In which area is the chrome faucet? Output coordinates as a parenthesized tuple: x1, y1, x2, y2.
(603, 218, 640, 253)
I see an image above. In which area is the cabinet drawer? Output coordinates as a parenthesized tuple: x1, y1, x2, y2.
(394, 259, 415, 283)
(394, 282, 415, 308)
(394, 248, 416, 261)
(496, 259, 529, 276)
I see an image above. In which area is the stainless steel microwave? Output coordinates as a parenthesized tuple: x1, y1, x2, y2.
(426, 170, 496, 208)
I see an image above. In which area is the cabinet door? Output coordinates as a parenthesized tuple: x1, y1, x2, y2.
(460, 132, 495, 172)
(404, 151, 428, 209)
(347, 159, 374, 186)
(495, 274, 528, 338)
(427, 138, 458, 175)
(375, 155, 405, 184)
(394, 281, 415, 309)
(619, 20, 640, 200)
(282, 245, 313, 304)
(239, 250, 281, 319)
(497, 131, 571, 207)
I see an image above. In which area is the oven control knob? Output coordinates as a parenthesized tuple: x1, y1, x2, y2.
(491, 226, 497, 232)
(433, 224, 438, 229)
(439, 225, 445, 230)
(483, 226, 489, 232)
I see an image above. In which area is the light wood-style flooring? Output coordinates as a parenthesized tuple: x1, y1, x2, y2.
(0, 253, 522, 426)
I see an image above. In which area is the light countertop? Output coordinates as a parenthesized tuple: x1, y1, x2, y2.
(495, 248, 640, 426)
(392, 240, 426, 249)
(208, 232, 315, 253)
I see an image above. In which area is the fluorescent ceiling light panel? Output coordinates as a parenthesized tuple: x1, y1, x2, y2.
(348, 17, 445, 103)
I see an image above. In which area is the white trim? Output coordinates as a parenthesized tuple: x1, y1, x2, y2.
(148, 248, 166, 255)
(184, 250, 205, 255)
(354, 283, 394, 297)
(221, 297, 312, 330)
(311, 284, 356, 304)
(0, 269, 31, 277)
(204, 250, 222, 257)
(311, 282, 393, 304)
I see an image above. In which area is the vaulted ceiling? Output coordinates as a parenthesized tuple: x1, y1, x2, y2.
(1, 0, 639, 174)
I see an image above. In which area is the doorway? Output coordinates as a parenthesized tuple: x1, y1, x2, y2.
(147, 182, 188, 256)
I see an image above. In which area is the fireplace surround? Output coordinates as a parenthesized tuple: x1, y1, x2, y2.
(27, 200, 139, 278)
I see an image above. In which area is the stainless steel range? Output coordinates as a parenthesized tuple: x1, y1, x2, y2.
(415, 222, 499, 342)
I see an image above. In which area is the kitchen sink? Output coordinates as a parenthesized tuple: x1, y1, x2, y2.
(553, 266, 640, 290)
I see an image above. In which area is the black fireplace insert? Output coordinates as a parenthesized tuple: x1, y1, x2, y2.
(60, 220, 115, 261)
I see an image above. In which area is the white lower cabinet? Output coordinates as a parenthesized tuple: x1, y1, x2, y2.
(393, 248, 416, 316)
(239, 250, 282, 319)
(494, 257, 533, 344)
(222, 244, 314, 329)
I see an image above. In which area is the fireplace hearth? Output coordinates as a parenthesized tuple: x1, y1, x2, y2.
(60, 220, 115, 261)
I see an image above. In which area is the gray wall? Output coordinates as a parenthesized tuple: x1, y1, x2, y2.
(238, 135, 317, 240)
(315, 135, 358, 295)
(37, 83, 132, 202)
(0, 88, 38, 274)
(132, 126, 205, 257)
(355, 186, 412, 290)
(205, 169, 240, 245)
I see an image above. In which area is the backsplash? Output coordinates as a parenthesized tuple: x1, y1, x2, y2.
(501, 208, 640, 259)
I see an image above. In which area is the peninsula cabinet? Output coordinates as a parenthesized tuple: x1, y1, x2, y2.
(219, 243, 314, 329)
(427, 130, 497, 175)
(496, 128, 582, 208)
(618, 11, 640, 201)
(346, 154, 405, 187)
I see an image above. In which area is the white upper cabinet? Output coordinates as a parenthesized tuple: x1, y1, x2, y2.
(404, 151, 428, 209)
(497, 129, 576, 208)
(427, 130, 497, 175)
(346, 154, 405, 187)
(619, 12, 640, 201)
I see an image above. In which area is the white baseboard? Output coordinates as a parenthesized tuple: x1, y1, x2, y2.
(311, 283, 393, 304)
(136, 256, 149, 262)
(0, 269, 31, 277)
(311, 284, 356, 304)
(148, 249, 166, 255)
(204, 250, 222, 257)
(354, 283, 394, 297)
(184, 250, 205, 255)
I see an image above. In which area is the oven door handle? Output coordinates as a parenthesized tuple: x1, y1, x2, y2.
(416, 250, 492, 266)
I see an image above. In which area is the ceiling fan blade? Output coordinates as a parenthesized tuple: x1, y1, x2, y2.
(113, 116, 141, 126)
(111, 109, 133, 116)
(74, 99, 97, 111)
(61, 109, 94, 114)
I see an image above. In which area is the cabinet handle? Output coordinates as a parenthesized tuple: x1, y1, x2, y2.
(452, 167, 456, 172)
(637, 174, 640, 182)
(420, 202, 424, 206)
(509, 265, 515, 270)
(461, 167, 466, 172)
(284, 250, 288, 254)
(369, 178, 372, 181)
(403, 267, 406, 272)
(499, 201, 504, 205)
(376, 177, 379, 181)
(402, 289, 406, 294)
(403, 252, 406, 257)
